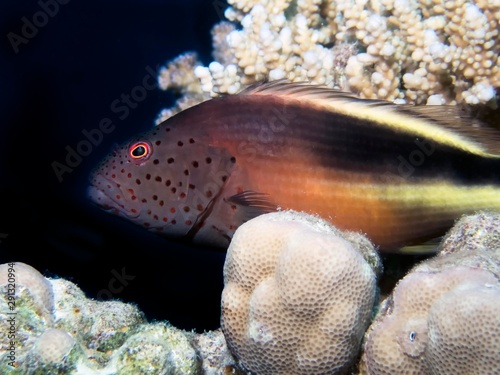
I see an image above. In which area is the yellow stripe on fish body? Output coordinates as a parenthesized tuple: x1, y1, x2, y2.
(238, 160, 500, 249)
(322, 181, 500, 249)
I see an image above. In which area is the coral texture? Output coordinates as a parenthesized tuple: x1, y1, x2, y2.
(221, 210, 379, 374)
(438, 211, 500, 255)
(156, 0, 499, 124)
(0, 262, 55, 367)
(361, 234, 500, 375)
(426, 284, 500, 374)
(2, 215, 500, 374)
(0, 262, 237, 374)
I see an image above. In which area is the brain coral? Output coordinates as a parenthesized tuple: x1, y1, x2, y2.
(221, 210, 379, 375)
(361, 249, 500, 375)
(426, 283, 500, 374)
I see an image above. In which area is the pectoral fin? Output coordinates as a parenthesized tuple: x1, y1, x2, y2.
(226, 191, 278, 222)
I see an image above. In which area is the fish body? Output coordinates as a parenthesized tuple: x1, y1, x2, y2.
(87, 81, 500, 251)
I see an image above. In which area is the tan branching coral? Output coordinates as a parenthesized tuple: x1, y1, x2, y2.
(155, 0, 499, 123)
(155, 52, 211, 123)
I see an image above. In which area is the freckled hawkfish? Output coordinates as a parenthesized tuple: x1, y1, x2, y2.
(87, 80, 500, 252)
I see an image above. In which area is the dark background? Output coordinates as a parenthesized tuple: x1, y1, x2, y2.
(0, 0, 227, 331)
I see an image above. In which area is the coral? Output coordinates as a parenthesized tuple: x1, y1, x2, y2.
(426, 284, 500, 374)
(23, 328, 84, 375)
(0, 263, 53, 317)
(2, 218, 499, 373)
(157, 52, 203, 94)
(156, 0, 499, 122)
(0, 262, 238, 375)
(114, 322, 200, 375)
(50, 277, 147, 367)
(0, 262, 54, 369)
(361, 248, 500, 374)
(85, 300, 145, 354)
(191, 329, 243, 375)
(438, 211, 500, 255)
(30, 328, 76, 363)
(221, 210, 379, 374)
(155, 52, 211, 124)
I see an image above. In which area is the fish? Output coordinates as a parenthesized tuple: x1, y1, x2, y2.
(87, 80, 500, 252)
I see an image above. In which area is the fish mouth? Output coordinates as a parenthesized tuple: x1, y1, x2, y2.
(87, 174, 140, 219)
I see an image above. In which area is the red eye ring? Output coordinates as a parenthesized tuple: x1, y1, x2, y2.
(129, 142, 151, 160)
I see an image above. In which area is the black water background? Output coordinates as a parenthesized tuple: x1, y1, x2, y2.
(0, 0, 226, 331)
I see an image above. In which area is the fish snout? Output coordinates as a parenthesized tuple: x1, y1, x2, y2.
(87, 174, 141, 218)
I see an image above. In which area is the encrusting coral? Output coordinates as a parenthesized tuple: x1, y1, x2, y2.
(0, 262, 238, 375)
(0, 262, 55, 364)
(221, 210, 380, 374)
(156, 0, 499, 124)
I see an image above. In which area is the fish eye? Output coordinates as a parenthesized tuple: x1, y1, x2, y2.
(129, 142, 151, 160)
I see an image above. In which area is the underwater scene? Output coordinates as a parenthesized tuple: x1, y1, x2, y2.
(1, 0, 499, 373)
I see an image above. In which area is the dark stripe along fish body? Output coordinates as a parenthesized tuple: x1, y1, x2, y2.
(87, 81, 500, 252)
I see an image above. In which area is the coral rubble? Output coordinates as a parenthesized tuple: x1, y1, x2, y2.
(156, 0, 499, 124)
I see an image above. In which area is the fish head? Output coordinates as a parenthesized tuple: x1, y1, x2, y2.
(87, 121, 238, 243)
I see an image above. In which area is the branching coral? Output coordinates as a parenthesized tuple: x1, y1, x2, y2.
(156, 0, 499, 124)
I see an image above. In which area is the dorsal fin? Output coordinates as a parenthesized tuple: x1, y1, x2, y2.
(395, 105, 500, 154)
(238, 80, 500, 156)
